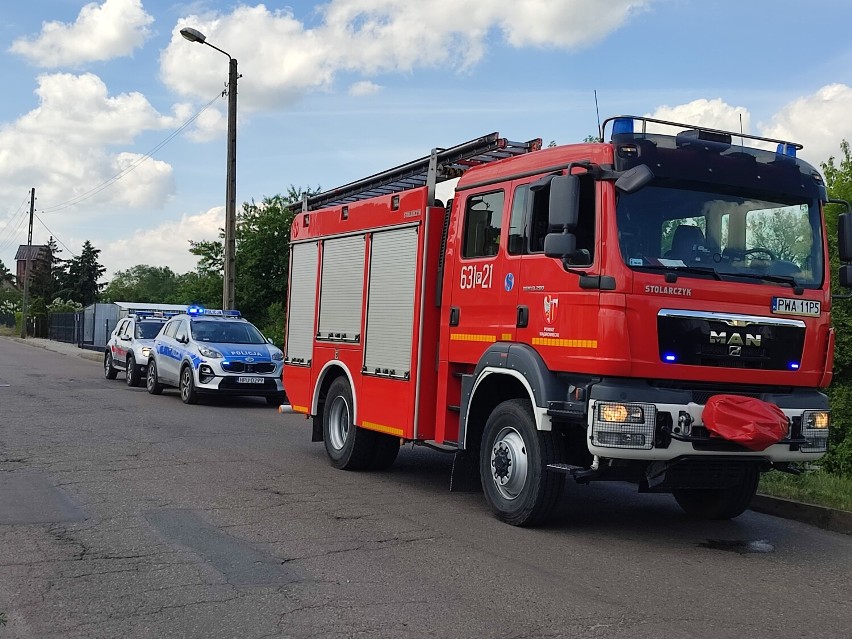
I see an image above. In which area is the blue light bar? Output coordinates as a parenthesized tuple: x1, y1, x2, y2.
(663, 353, 677, 363)
(186, 306, 242, 317)
(788, 362, 800, 370)
(612, 117, 634, 135)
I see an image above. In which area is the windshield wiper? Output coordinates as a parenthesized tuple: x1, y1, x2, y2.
(638, 264, 723, 281)
(727, 272, 804, 294)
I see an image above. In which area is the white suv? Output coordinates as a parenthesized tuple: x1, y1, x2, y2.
(146, 308, 286, 406)
(104, 313, 169, 387)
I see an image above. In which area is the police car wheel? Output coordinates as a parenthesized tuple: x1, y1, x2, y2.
(104, 352, 118, 380)
(126, 355, 140, 387)
(323, 377, 375, 470)
(146, 359, 164, 395)
(179, 365, 199, 404)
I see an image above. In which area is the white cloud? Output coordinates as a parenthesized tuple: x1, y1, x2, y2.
(758, 84, 852, 166)
(102, 206, 224, 276)
(648, 99, 751, 135)
(9, 0, 154, 68)
(0, 73, 178, 217)
(349, 80, 381, 96)
(160, 1, 654, 111)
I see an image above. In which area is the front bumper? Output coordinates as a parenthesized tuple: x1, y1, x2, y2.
(192, 360, 284, 397)
(584, 379, 829, 463)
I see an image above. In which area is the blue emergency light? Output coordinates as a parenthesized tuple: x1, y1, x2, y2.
(612, 117, 634, 136)
(186, 306, 241, 317)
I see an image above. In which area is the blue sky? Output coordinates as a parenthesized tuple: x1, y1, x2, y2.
(1, 0, 851, 280)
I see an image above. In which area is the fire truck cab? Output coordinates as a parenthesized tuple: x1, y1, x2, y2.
(283, 117, 852, 526)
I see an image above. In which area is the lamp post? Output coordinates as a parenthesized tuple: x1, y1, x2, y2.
(180, 26, 238, 310)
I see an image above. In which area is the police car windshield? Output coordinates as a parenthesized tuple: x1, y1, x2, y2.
(190, 320, 266, 344)
(136, 321, 165, 339)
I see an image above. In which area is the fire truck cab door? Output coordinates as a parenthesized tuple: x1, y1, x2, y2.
(447, 187, 520, 363)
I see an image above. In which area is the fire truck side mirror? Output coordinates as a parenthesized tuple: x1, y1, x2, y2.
(548, 174, 580, 230)
(615, 164, 654, 194)
(837, 210, 852, 263)
(544, 232, 577, 259)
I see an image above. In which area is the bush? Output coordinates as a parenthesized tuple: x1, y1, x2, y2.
(826, 379, 852, 476)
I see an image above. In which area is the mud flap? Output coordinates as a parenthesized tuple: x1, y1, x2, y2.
(450, 450, 481, 492)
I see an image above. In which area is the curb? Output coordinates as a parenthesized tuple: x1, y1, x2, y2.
(751, 494, 852, 535)
(4, 336, 103, 363)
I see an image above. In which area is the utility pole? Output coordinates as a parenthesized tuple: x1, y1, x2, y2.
(20, 187, 35, 339)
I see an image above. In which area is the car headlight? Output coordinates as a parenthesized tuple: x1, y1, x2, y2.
(198, 345, 223, 358)
(141, 346, 152, 358)
(271, 350, 284, 361)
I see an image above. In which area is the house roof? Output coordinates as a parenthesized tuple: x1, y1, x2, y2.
(15, 245, 49, 261)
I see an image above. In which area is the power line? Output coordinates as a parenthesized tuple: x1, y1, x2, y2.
(33, 212, 77, 258)
(40, 91, 224, 214)
(0, 204, 30, 255)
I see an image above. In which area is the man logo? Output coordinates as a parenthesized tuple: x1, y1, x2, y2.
(710, 331, 761, 347)
(729, 346, 742, 357)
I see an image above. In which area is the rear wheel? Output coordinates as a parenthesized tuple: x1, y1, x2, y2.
(179, 365, 199, 404)
(146, 359, 164, 395)
(673, 466, 760, 520)
(104, 351, 118, 380)
(480, 399, 564, 526)
(125, 355, 140, 387)
(323, 377, 375, 470)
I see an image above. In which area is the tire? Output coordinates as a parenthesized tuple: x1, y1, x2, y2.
(266, 392, 286, 407)
(126, 355, 140, 387)
(673, 466, 760, 520)
(323, 377, 375, 470)
(370, 434, 400, 470)
(104, 351, 118, 380)
(179, 364, 199, 405)
(480, 399, 564, 526)
(146, 358, 164, 395)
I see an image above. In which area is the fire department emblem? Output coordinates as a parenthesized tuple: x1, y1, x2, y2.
(544, 295, 559, 325)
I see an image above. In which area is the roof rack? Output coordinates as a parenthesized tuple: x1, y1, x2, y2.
(292, 132, 542, 212)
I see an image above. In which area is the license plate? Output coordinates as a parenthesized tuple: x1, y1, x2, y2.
(772, 297, 821, 317)
(237, 376, 265, 384)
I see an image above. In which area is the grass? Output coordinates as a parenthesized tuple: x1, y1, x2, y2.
(0, 326, 16, 337)
(759, 469, 852, 512)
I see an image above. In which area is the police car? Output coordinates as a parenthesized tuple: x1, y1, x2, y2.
(146, 307, 286, 406)
(104, 312, 170, 387)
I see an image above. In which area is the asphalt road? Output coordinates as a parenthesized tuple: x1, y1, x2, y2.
(1, 337, 851, 638)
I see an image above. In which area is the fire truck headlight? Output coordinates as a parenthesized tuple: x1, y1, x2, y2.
(801, 410, 830, 453)
(593, 402, 656, 450)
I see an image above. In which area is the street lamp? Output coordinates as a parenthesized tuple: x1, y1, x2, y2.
(180, 26, 238, 310)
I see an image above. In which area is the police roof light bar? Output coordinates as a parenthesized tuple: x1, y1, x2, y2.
(186, 306, 242, 317)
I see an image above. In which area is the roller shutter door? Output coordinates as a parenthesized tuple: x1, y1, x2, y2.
(364, 227, 418, 377)
(286, 242, 318, 363)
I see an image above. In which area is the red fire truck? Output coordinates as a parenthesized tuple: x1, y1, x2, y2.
(283, 116, 852, 526)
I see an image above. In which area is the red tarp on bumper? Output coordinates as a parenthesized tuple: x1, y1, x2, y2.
(702, 395, 789, 451)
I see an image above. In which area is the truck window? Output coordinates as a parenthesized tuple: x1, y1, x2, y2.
(529, 174, 595, 264)
(507, 185, 528, 256)
(462, 190, 505, 258)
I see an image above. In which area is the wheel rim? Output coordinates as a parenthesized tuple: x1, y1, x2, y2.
(490, 426, 528, 500)
(147, 363, 156, 390)
(104, 355, 111, 376)
(181, 368, 192, 400)
(126, 358, 134, 384)
(327, 395, 351, 451)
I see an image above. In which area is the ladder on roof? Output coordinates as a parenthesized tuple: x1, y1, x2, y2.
(292, 132, 542, 212)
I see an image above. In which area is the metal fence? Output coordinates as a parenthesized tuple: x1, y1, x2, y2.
(49, 312, 80, 344)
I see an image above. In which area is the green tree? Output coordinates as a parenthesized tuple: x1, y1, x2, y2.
(101, 265, 180, 303)
(60, 240, 105, 306)
(0, 258, 13, 286)
(822, 139, 852, 475)
(29, 237, 64, 302)
(235, 186, 319, 339)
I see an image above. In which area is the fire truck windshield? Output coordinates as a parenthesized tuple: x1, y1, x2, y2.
(616, 183, 824, 289)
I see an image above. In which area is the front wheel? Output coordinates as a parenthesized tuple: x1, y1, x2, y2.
(179, 365, 199, 404)
(480, 399, 564, 526)
(673, 466, 760, 520)
(126, 355, 140, 387)
(146, 359, 164, 395)
(323, 377, 375, 470)
(104, 351, 118, 380)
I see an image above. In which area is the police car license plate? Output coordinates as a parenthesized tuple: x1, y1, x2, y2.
(237, 376, 264, 384)
(772, 297, 820, 317)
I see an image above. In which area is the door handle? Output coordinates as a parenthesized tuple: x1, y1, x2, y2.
(516, 305, 529, 328)
(449, 307, 460, 327)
